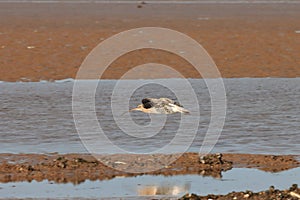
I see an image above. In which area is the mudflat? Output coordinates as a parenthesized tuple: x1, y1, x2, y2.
(0, 153, 299, 183)
(0, 2, 300, 81)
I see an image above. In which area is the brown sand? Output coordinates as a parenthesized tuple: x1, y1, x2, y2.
(1, 2, 300, 81)
(0, 153, 231, 183)
(0, 153, 299, 184)
(1, 153, 299, 199)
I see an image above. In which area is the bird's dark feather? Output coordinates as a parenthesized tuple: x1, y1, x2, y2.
(174, 102, 183, 107)
(142, 98, 151, 104)
(142, 98, 154, 109)
(143, 102, 153, 109)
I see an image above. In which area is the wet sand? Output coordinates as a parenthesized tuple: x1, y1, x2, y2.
(1, 153, 299, 199)
(0, 153, 299, 184)
(1, 2, 300, 81)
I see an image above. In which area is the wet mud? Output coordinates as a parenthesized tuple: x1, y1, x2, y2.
(180, 184, 300, 200)
(1, 3, 300, 81)
(0, 153, 299, 184)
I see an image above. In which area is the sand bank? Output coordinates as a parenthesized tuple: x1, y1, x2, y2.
(0, 2, 300, 81)
(0, 153, 299, 184)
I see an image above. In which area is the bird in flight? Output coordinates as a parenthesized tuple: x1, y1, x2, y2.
(129, 98, 190, 114)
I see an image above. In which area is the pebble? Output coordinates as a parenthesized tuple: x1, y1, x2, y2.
(269, 185, 275, 192)
(290, 184, 298, 191)
(290, 191, 300, 198)
(114, 161, 126, 165)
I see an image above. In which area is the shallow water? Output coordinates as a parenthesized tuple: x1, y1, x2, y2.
(0, 167, 299, 199)
(0, 78, 299, 155)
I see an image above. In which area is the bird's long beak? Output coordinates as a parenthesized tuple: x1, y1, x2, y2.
(120, 107, 138, 116)
(129, 107, 139, 112)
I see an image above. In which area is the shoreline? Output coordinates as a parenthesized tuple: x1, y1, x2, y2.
(1, 152, 299, 199)
(0, 153, 299, 183)
(1, 77, 300, 83)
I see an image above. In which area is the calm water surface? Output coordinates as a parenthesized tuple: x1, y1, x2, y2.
(1, 168, 299, 198)
(0, 78, 299, 154)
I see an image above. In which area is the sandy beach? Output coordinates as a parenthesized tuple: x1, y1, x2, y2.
(0, 2, 300, 81)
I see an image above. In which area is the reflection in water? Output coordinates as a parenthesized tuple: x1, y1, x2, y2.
(0, 168, 299, 199)
(138, 182, 190, 196)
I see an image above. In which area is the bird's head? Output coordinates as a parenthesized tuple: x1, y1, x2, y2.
(129, 104, 144, 112)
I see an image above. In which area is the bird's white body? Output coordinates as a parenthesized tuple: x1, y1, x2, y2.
(130, 98, 190, 114)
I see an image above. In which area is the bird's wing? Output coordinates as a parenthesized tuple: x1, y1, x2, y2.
(141, 98, 189, 114)
(164, 103, 190, 114)
(143, 98, 184, 107)
(173, 101, 183, 107)
(152, 103, 182, 114)
(158, 98, 173, 103)
(159, 98, 183, 107)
